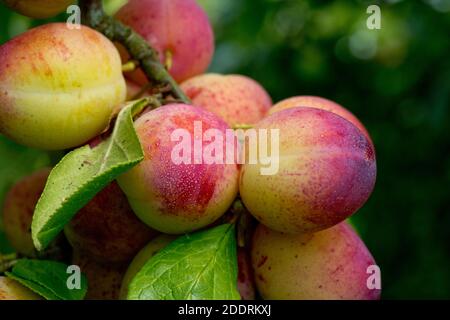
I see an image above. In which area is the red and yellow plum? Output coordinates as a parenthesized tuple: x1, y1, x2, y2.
(181, 74, 272, 127)
(270, 96, 372, 143)
(240, 107, 376, 234)
(2, 168, 50, 256)
(64, 182, 158, 264)
(116, 0, 214, 84)
(0, 23, 126, 150)
(72, 251, 126, 300)
(251, 222, 381, 300)
(117, 104, 239, 234)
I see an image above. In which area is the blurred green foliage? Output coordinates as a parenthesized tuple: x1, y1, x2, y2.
(199, 0, 450, 300)
(0, 0, 449, 299)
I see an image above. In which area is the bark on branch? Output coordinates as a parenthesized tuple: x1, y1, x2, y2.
(79, 0, 190, 103)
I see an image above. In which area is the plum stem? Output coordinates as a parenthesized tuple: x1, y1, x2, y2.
(220, 199, 255, 248)
(234, 200, 255, 248)
(164, 50, 174, 70)
(233, 124, 254, 130)
(121, 60, 138, 73)
(79, 0, 190, 104)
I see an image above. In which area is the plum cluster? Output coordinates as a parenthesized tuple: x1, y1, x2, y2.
(0, 0, 380, 300)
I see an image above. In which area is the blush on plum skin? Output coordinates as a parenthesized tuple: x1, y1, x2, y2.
(72, 250, 127, 300)
(237, 248, 256, 300)
(269, 95, 372, 144)
(2, 168, 51, 257)
(117, 104, 239, 234)
(239, 107, 377, 234)
(116, 0, 214, 84)
(0, 23, 126, 151)
(64, 182, 159, 264)
(181, 73, 273, 127)
(251, 222, 381, 300)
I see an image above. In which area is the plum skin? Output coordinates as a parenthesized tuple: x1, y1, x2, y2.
(64, 182, 159, 264)
(181, 73, 273, 127)
(269, 95, 373, 144)
(237, 248, 256, 300)
(2, 168, 51, 256)
(72, 250, 126, 300)
(240, 107, 377, 234)
(117, 104, 239, 234)
(251, 222, 381, 300)
(116, 0, 214, 84)
(0, 23, 126, 150)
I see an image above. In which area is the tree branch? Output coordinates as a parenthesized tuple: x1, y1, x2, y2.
(79, 0, 190, 103)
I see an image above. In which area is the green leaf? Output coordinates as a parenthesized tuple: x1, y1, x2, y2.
(5, 259, 87, 300)
(128, 224, 240, 300)
(31, 99, 148, 251)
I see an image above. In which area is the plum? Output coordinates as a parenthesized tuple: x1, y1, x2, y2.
(269, 96, 372, 143)
(0, 23, 126, 150)
(237, 248, 256, 300)
(64, 182, 158, 264)
(2, 169, 50, 256)
(240, 107, 376, 234)
(72, 251, 126, 300)
(181, 73, 273, 127)
(251, 222, 381, 300)
(117, 104, 239, 234)
(116, 0, 214, 84)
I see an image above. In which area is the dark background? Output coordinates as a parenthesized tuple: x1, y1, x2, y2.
(0, 0, 449, 299)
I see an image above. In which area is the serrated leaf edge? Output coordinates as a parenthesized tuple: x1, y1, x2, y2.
(31, 99, 148, 250)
